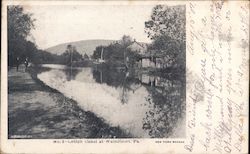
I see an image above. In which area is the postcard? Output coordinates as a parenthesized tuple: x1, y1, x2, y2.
(1, 0, 249, 153)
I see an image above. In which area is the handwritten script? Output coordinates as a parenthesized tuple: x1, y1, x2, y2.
(185, 1, 249, 153)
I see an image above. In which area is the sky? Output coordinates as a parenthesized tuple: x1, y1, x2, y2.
(24, 5, 154, 49)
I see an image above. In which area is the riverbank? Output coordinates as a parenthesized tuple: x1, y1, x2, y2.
(8, 64, 130, 139)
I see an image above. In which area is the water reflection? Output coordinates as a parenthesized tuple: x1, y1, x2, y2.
(38, 65, 185, 138)
(92, 66, 142, 104)
(62, 68, 81, 81)
(92, 66, 185, 137)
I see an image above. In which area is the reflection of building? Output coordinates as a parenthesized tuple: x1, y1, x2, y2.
(140, 73, 156, 87)
(138, 73, 179, 89)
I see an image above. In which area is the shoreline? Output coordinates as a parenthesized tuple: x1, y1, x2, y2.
(8, 65, 131, 139)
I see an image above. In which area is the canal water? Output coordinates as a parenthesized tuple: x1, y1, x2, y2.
(38, 64, 186, 138)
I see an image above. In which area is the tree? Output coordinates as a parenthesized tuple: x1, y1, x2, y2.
(61, 44, 82, 65)
(145, 5, 186, 69)
(71, 46, 83, 61)
(83, 53, 89, 60)
(8, 6, 35, 40)
(92, 35, 139, 67)
(93, 46, 103, 60)
(145, 5, 185, 43)
(8, 6, 35, 66)
(120, 35, 133, 47)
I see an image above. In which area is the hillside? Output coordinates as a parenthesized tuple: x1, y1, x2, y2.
(46, 39, 116, 56)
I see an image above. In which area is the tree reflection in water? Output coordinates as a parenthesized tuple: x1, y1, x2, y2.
(142, 77, 185, 138)
(39, 64, 185, 137)
(92, 65, 141, 104)
(92, 65, 185, 137)
(62, 68, 81, 81)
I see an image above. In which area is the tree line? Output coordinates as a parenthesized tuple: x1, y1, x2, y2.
(92, 5, 186, 70)
(7, 6, 86, 67)
(145, 5, 186, 70)
(8, 5, 185, 71)
(92, 35, 140, 67)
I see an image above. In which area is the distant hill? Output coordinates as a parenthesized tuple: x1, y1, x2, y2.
(46, 39, 116, 56)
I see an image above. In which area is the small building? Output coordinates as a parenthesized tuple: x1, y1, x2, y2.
(126, 40, 147, 55)
(139, 58, 156, 68)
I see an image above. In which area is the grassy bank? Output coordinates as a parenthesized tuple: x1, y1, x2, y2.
(8, 65, 131, 138)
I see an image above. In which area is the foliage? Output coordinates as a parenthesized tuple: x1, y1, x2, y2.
(145, 5, 185, 43)
(120, 35, 133, 47)
(125, 49, 141, 68)
(61, 44, 83, 65)
(145, 5, 186, 69)
(92, 35, 139, 67)
(8, 6, 35, 40)
(93, 46, 104, 60)
(8, 6, 36, 66)
(7, 6, 72, 66)
(83, 53, 89, 60)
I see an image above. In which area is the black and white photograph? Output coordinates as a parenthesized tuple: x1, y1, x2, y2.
(7, 4, 186, 139)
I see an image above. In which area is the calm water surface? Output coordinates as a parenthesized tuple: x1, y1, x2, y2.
(38, 64, 185, 138)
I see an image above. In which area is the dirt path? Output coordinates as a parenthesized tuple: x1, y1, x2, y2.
(8, 65, 129, 139)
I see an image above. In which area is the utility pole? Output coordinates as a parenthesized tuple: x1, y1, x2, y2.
(70, 46, 73, 80)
